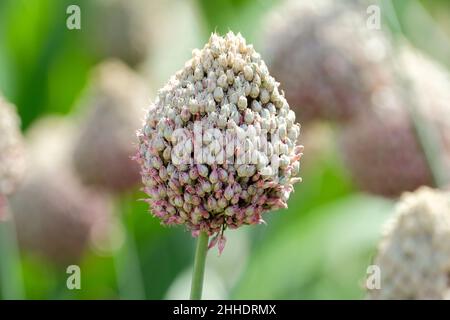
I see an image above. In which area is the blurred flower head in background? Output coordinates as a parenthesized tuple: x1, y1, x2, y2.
(73, 60, 148, 193)
(0, 96, 26, 219)
(10, 117, 113, 265)
(88, 0, 157, 67)
(368, 187, 450, 299)
(264, 0, 393, 124)
(340, 47, 450, 197)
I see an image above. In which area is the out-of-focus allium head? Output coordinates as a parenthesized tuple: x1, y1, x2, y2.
(73, 60, 148, 193)
(90, 0, 155, 66)
(264, 0, 392, 123)
(0, 97, 25, 219)
(136, 32, 303, 252)
(368, 187, 450, 300)
(10, 117, 112, 265)
(340, 48, 450, 197)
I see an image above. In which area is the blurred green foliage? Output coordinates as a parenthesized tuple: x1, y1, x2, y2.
(0, 0, 448, 300)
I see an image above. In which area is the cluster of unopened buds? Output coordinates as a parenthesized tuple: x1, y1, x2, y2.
(136, 32, 303, 252)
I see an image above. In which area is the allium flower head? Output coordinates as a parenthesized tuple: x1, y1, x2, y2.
(73, 60, 148, 192)
(368, 187, 450, 300)
(264, 0, 392, 123)
(136, 32, 303, 251)
(340, 48, 450, 197)
(0, 97, 25, 219)
(11, 117, 112, 265)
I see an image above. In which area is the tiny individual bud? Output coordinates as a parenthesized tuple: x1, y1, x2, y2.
(159, 166, 168, 181)
(260, 88, 270, 104)
(213, 87, 224, 102)
(179, 171, 190, 185)
(238, 96, 248, 110)
(217, 74, 228, 88)
(173, 195, 183, 207)
(244, 109, 254, 124)
(209, 169, 219, 184)
(201, 179, 213, 193)
(224, 184, 234, 201)
(189, 167, 199, 180)
(181, 108, 191, 122)
(249, 84, 260, 99)
(218, 168, 228, 182)
(194, 163, 207, 177)
(243, 65, 254, 81)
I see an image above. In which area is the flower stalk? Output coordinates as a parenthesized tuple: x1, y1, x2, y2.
(190, 232, 209, 300)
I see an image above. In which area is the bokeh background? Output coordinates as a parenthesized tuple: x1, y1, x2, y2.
(0, 0, 449, 300)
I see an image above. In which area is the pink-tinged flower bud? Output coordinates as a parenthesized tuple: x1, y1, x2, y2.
(173, 195, 183, 208)
(224, 184, 234, 200)
(189, 167, 199, 180)
(0, 96, 26, 219)
(136, 32, 303, 252)
(179, 171, 191, 186)
(213, 182, 223, 194)
(159, 166, 168, 181)
(209, 168, 219, 184)
(73, 60, 148, 193)
(191, 195, 201, 206)
(368, 187, 450, 300)
(200, 178, 213, 194)
(217, 168, 228, 182)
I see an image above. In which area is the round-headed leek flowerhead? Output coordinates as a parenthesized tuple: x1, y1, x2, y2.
(10, 117, 112, 265)
(0, 96, 25, 219)
(263, 0, 392, 123)
(339, 47, 450, 197)
(73, 60, 148, 193)
(136, 32, 303, 252)
(368, 187, 450, 300)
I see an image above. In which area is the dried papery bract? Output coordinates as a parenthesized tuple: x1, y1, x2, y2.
(368, 187, 450, 300)
(136, 32, 303, 252)
(264, 0, 392, 123)
(10, 117, 112, 265)
(0, 97, 25, 219)
(73, 60, 148, 193)
(340, 48, 450, 197)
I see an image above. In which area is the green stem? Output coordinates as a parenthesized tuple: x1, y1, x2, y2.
(190, 232, 209, 300)
(113, 196, 146, 300)
(0, 214, 25, 299)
